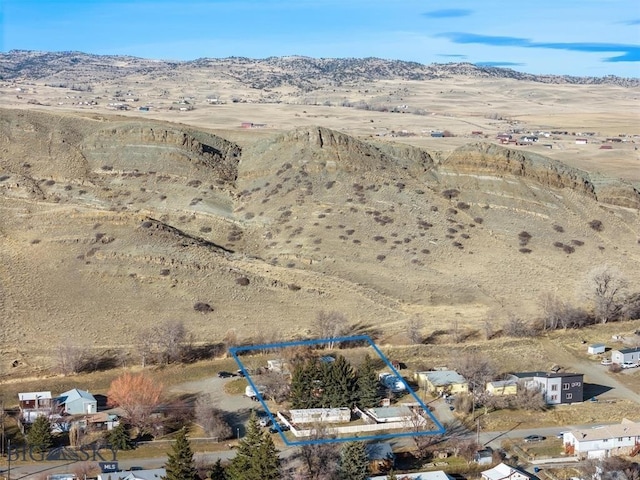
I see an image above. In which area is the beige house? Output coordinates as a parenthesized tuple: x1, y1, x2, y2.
(485, 380, 518, 396)
(414, 370, 468, 395)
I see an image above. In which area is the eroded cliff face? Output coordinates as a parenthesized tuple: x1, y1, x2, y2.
(442, 143, 640, 209)
(82, 124, 242, 183)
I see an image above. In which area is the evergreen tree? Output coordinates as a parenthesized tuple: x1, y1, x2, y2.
(356, 354, 380, 409)
(328, 355, 357, 407)
(226, 412, 280, 480)
(386, 469, 398, 480)
(290, 361, 314, 409)
(26, 415, 53, 453)
(108, 422, 133, 451)
(162, 428, 199, 480)
(209, 458, 226, 479)
(338, 441, 369, 480)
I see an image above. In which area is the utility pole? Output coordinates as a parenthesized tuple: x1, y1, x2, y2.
(476, 417, 480, 445)
(7, 438, 10, 480)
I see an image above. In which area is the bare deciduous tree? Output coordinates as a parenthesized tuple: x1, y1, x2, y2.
(314, 310, 347, 348)
(107, 372, 164, 437)
(55, 340, 87, 375)
(407, 317, 424, 345)
(586, 265, 628, 324)
(292, 427, 340, 480)
(453, 352, 496, 393)
(135, 320, 190, 366)
(194, 395, 232, 440)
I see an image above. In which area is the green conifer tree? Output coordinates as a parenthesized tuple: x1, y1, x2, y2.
(108, 422, 133, 451)
(290, 361, 314, 409)
(209, 458, 226, 479)
(386, 469, 398, 480)
(356, 354, 380, 409)
(26, 415, 53, 453)
(329, 355, 357, 407)
(226, 412, 280, 480)
(162, 428, 199, 480)
(338, 441, 369, 480)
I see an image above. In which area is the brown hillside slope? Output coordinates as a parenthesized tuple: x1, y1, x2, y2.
(0, 110, 638, 372)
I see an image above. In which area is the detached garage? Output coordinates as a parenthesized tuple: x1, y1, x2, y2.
(588, 344, 606, 355)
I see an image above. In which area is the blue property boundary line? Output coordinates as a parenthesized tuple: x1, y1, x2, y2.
(229, 335, 446, 446)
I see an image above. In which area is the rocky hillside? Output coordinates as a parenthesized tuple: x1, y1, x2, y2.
(1, 108, 639, 369)
(1, 51, 638, 89)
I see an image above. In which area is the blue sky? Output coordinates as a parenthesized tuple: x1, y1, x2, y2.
(1, 0, 639, 77)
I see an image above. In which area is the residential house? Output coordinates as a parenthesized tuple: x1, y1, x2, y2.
(414, 370, 468, 395)
(56, 388, 97, 415)
(611, 347, 640, 365)
(588, 344, 606, 355)
(575, 138, 588, 144)
(563, 418, 640, 459)
(369, 471, 453, 480)
(366, 442, 395, 474)
(365, 406, 420, 424)
(430, 131, 444, 138)
(514, 371, 583, 404)
(88, 412, 120, 431)
(481, 462, 534, 480)
(97, 469, 166, 480)
(18, 391, 53, 423)
(485, 380, 517, 396)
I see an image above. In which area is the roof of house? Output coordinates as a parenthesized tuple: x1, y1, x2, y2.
(369, 471, 453, 480)
(365, 442, 394, 461)
(513, 371, 582, 380)
(57, 388, 96, 404)
(589, 343, 606, 348)
(18, 391, 52, 401)
(486, 380, 517, 388)
(419, 370, 467, 386)
(567, 419, 640, 443)
(616, 346, 640, 355)
(104, 469, 166, 480)
(367, 406, 412, 420)
(482, 462, 533, 480)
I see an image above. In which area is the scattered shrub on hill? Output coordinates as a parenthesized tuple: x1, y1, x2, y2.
(30, 239, 40, 244)
(325, 181, 335, 189)
(552, 224, 564, 233)
(519, 231, 532, 246)
(571, 239, 584, 246)
(160, 269, 170, 276)
(421, 249, 430, 254)
(553, 241, 564, 248)
(473, 217, 484, 224)
(563, 245, 575, 254)
(236, 277, 250, 286)
(288, 284, 301, 291)
(452, 242, 463, 249)
(194, 302, 214, 313)
(442, 189, 460, 199)
(376, 254, 386, 261)
(589, 219, 604, 231)
(447, 208, 458, 215)
(504, 314, 537, 338)
(140, 221, 153, 228)
(431, 206, 439, 212)
(519, 248, 532, 254)
(200, 226, 212, 233)
(457, 201, 470, 210)
(101, 165, 113, 171)
(186, 179, 202, 187)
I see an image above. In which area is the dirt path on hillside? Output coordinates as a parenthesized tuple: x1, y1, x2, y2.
(540, 338, 640, 403)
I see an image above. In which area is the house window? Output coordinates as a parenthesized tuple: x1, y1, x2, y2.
(563, 383, 570, 390)
(566, 393, 572, 400)
(550, 395, 558, 401)
(603, 439, 608, 442)
(551, 384, 558, 391)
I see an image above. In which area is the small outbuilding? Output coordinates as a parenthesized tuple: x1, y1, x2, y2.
(588, 343, 606, 355)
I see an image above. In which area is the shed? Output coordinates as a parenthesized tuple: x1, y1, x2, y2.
(366, 442, 395, 474)
(588, 344, 606, 355)
(289, 407, 351, 424)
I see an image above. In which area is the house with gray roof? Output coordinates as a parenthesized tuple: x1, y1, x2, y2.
(611, 346, 640, 365)
(56, 388, 97, 415)
(563, 418, 640, 459)
(414, 370, 468, 395)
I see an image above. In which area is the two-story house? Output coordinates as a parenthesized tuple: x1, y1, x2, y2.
(563, 418, 640, 459)
(514, 372, 583, 404)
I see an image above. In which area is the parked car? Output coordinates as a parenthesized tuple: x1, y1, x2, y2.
(269, 422, 290, 434)
(217, 371, 235, 378)
(524, 435, 546, 443)
(236, 369, 246, 377)
(621, 362, 638, 369)
(600, 358, 612, 366)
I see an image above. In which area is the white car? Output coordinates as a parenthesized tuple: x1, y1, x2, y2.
(600, 358, 612, 366)
(621, 362, 638, 369)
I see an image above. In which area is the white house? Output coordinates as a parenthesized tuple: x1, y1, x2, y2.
(18, 391, 53, 423)
(369, 471, 453, 480)
(611, 347, 640, 365)
(563, 418, 640, 459)
(97, 469, 166, 480)
(481, 462, 533, 480)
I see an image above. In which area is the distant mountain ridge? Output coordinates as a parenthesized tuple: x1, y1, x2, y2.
(1, 50, 638, 88)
